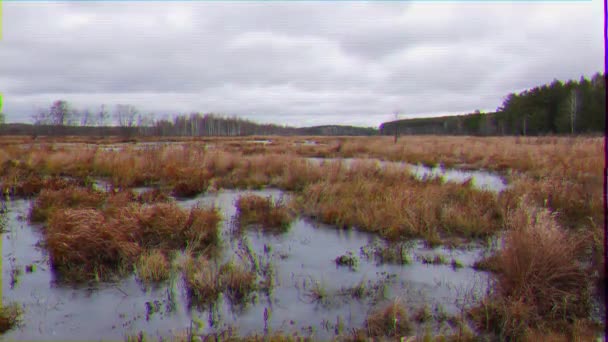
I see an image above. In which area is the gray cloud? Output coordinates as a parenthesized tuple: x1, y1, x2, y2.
(0, 1, 603, 127)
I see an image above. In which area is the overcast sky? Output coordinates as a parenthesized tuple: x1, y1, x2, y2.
(0, 1, 604, 127)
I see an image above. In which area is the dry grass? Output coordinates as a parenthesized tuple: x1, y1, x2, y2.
(219, 260, 257, 302)
(0, 303, 21, 334)
(470, 200, 593, 339)
(182, 255, 223, 306)
(499, 174, 602, 231)
(418, 254, 448, 265)
(181, 253, 258, 306)
(184, 205, 222, 250)
(235, 195, 293, 231)
(1, 136, 603, 338)
(126, 330, 312, 342)
(38, 189, 220, 280)
(116, 203, 221, 252)
(364, 300, 413, 338)
(472, 253, 502, 273)
(297, 173, 502, 243)
(171, 170, 211, 197)
(137, 188, 171, 204)
(46, 208, 141, 279)
(30, 187, 105, 222)
(136, 249, 171, 283)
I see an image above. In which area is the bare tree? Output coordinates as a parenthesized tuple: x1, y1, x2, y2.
(97, 104, 110, 127)
(32, 108, 50, 125)
(49, 100, 71, 125)
(114, 104, 138, 127)
(80, 108, 94, 126)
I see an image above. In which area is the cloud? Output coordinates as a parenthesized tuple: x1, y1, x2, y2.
(0, 1, 603, 127)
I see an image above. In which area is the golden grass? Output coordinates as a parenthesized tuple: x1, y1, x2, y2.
(499, 174, 602, 230)
(181, 253, 257, 306)
(364, 300, 412, 338)
(46, 208, 141, 279)
(0, 135, 605, 340)
(137, 188, 171, 204)
(235, 195, 293, 231)
(136, 249, 171, 283)
(114, 203, 221, 252)
(30, 187, 105, 222)
(297, 173, 502, 243)
(182, 255, 223, 306)
(38, 188, 220, 280)
(470, 200, 594, 339)
(472, 253, 501, 273)
(185, 205, 222, 250)
(219, 260, 257, 302)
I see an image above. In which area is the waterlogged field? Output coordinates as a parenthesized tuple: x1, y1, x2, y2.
(0, 135, 604, 341)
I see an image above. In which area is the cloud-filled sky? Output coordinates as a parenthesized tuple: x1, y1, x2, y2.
(0, 1, 604, 127)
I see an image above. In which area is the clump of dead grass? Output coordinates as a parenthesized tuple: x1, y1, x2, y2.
(137, 188, 171, 204)
(235, 195, 293, 232)
(0, 303, 21, 334)
(30, 187, 105, 222)
(46, 208, 141, 279)
(171, 171, 211, 197)
(298, 174, 502, 243)
(182, 255, 223, 306)
(470, 199, 593, 339)
(181, 253, 258, 307)
(364, 300, 412, 338)
(136, 249, 171, 283)
(39, 192, 220, 281)
(220, 260, 257, 302)
(472, 253, 502, 273)
(118, 203, 221, 252)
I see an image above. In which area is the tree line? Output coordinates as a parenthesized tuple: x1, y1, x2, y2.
(0, 102, 377, 137)
(381, 72, 605, 136)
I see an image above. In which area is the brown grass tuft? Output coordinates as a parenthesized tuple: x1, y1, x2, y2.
(0, 303, 21, 334)
(236, 195, 293, 231)
(220, 260, 257, 302)
(472, 253, 502, 273)
(298, 174, 501, 242)
(182, 255, 223, 306)
(136, 249, 171, 283)
(365, 300, 412, 338)
(30, 187, 105, 222)
(471, 201, 593, 338)
(171, 174, 210, 198)
(46, 209, 141, 279)
(184, 205, 222, 250)
(137, 188, 171, 204)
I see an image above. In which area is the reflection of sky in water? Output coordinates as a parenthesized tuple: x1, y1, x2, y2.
(3, 190, 491, 340)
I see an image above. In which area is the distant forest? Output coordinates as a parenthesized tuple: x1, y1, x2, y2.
(0, 72, 604, 137)
(381, 72, 605, 136)
(0, 103, 377, 137)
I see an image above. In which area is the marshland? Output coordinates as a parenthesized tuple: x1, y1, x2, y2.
(0, 135, 604, 341)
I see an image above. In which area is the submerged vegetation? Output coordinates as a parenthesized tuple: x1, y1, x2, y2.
(0, 135, 603, 339)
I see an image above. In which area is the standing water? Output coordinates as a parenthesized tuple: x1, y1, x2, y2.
(2, 190, 491, 340)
